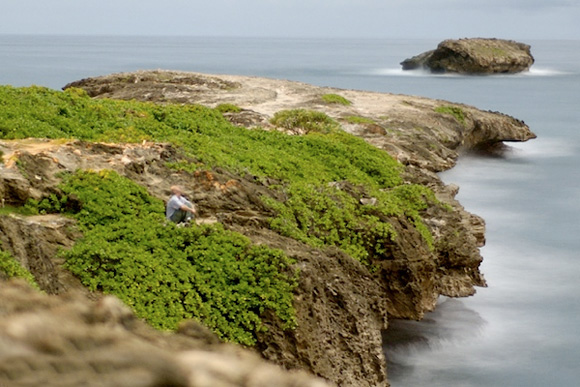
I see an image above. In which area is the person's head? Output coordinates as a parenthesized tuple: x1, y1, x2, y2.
(170, 185, 183, 196)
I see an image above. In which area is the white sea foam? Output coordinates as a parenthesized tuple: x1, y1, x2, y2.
(508, 137, 577, 158)
(369, 66, 570, 78)
(370, 67, 462, 77)
(522, 67, 570, 76)
(370, 67, 425, 76)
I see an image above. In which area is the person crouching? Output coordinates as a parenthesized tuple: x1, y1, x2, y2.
(166, 185, 197, 224)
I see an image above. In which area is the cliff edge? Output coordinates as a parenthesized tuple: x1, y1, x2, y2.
(0, 71, 536, 387)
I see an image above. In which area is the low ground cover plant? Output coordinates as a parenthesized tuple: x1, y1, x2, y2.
(0, 248, 40, 289)
(52, 169, 296, 346)
(434, 105, 467, 126)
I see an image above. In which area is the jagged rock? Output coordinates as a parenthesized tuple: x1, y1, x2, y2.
(401, 38, 535, 74)
(0, 280, 332, 387)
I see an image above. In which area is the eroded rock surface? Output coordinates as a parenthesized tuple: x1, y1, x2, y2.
(401, 38, 534, 74)
(64, 70, 536, 172)
(0, 280, 331, 387)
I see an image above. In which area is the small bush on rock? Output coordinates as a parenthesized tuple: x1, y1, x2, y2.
(270, 109, 340, 134)
(345, 115, 375, 124)
(0, 248, 40, 289)
(434, 105, 467, 126)
(321, 93, 352, 106)
(216, 103, 242, 113)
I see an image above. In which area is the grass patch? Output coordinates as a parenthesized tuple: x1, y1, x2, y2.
(321, 93, 352, 106)
(434, 105, 467, 126)
(263, 182, 435, 264)
(41, 170, 297, 346)
(215, 103, 242, 113)
(345, 115, 375, 125)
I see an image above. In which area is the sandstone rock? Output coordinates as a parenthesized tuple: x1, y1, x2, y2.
(0, 280, 332, 387)
(401, 38, 534, 74)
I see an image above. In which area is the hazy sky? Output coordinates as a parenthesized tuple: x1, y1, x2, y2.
(1, 0, 579, 40)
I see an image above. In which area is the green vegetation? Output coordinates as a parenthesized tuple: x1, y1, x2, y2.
(270, 109, 340, 134)
(434, 105, 467, 126)
(215, 103, 242, 114)
(345, 115, 375, 125)
(0, 85, 441, 339)
(0, 248, 40, 289)
(321, 93, 352, 106)
(264, 183, 435, 263)
(47, 170, 296, 346)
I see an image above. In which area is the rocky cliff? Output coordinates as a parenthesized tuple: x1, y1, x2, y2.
(0, 71, 536, 387)
(401, 38, 535, 74)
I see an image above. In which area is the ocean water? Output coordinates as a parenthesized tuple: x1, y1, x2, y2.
(1, 35, 579, 386)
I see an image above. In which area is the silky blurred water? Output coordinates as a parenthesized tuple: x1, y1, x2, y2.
(1, 35, 579, 386)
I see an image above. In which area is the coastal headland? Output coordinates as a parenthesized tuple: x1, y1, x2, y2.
(0, 71, 535, 386)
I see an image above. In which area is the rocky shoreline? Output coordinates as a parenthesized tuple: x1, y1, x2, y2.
(1, 71, 536, 386)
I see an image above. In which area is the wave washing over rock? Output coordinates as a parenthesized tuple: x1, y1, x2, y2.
(0, 71, 536, 386)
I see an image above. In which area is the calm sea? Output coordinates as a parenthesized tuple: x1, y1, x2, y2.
(1, 35, 579, 387)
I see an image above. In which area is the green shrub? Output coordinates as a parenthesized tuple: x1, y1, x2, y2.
(321, 93, 352, 106)
(215, 103, 242, 113)
(270, 109, 340, 134)
(263, 180, 435, 264)
(0, 248, 40, 289)
(56, 170, 296, 346)
(434, 105, 467, 126)
(0, 86, 400, 186)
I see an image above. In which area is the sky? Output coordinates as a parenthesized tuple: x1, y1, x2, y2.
(1, 0, 579, 40)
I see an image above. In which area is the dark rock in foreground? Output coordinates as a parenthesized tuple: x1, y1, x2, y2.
(401, 38, 534, 74)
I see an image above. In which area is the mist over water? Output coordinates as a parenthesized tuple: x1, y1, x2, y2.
(1, 35, 579, 386)
(387, 140, 580, 386)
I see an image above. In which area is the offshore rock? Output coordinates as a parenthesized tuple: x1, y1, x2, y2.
(401, 38, 534, 74)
